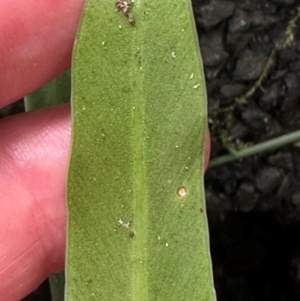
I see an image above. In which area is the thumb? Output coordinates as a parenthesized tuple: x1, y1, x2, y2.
(0, 105, 69, 301)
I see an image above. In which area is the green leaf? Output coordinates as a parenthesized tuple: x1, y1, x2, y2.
(49, 272, 65, 301)
(24, 70, 71, 111)
(66, 1, 215, 300)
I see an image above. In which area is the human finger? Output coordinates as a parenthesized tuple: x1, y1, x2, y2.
(0, 0, 85, 107)
(0, 105, 70, 301)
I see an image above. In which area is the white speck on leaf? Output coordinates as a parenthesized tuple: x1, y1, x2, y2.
(190, 73, 194, 79)
(171, 52, 176, 58)
(118, 219, 131, 229)
(177, 187, 187, 197)
(193, 84, 200, 89)
(166, 243, 169, 247)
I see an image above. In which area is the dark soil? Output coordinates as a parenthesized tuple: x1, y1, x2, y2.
(2, 0, 298, 300)
(196, 0, 300, 300)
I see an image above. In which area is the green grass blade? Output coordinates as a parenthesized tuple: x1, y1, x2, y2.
(24, 70, 71, 111)
(49, 272, 65, 301)
(66, 1, 216, 300)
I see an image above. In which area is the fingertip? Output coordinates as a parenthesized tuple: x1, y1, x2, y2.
(0, 0, 85, 107)
(0, 105, 70, 300)
(204, 129, 211, 171)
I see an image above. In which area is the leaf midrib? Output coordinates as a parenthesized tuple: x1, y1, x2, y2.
(131, 2, 149, 300)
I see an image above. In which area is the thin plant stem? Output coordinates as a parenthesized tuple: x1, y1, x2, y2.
(209, 130, 300, 168)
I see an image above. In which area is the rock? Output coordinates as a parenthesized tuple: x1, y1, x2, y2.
(270, 23, 286, 46)
(230, 121, 249, 140)
(282, 73, 300, 113)
(250, 10, 277, 28)
(236, 182, 258, 212)
(236, 0, 259, 11)
(205, 189, 229, 222)
(234, 158, 258, 180)
(207, 97, 220, 111)
(255, 167, 284, 195)
(229, 8, 276, 32)
(241, 105, 270, 130)
(289, 59, 300, 71)
(220, 83, 246, 98)
(209, 165, 238, 195)
(194, 0, 236, 29)
(259, 82, 280, 111)
(277, 175, 291, 199)
(269, 152, 293, 170)
(278, 48, 297, 70)
(270, 69, 287, 80)
(228, 9, 252, 33)
(261, 2, 278, 14)
(205, 65, 224, 80)
(283, 72, 300, 93)
(234, 49, 268, 80)
(200, 28, 229, 67)
(226, 31, 253, 52)
(264, 119, 283, 139)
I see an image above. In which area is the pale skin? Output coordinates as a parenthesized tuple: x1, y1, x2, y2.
(0, 1, 210, 300)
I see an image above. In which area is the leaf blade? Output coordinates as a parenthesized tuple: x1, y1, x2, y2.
(66, 1, 215, 300)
